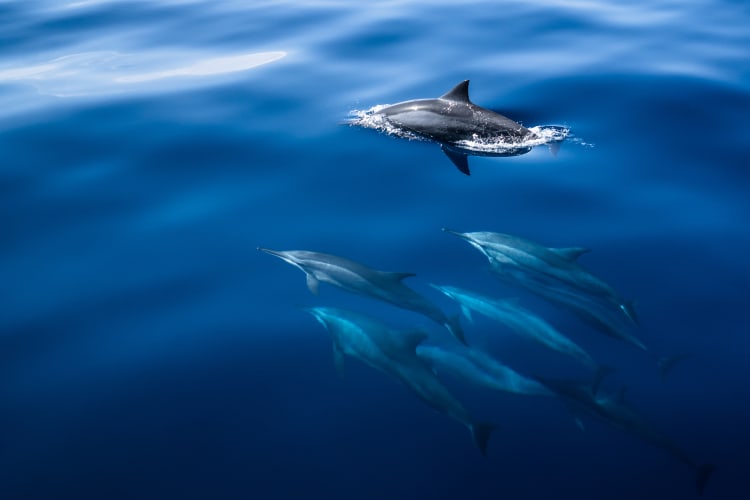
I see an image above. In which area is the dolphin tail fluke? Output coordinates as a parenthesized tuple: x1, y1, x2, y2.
(620, 300, 639, 326)
(695, 463, 714, 496)
(591, 365, 616, 396)
(445, 315, 467, 345)
(470, 422, 495, 457)
(657, 353, 690, 381)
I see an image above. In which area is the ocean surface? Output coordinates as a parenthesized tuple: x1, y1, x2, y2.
(1, 1, 748, 498)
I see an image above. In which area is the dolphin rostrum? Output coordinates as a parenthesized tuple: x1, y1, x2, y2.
(258, 248, 465, 344)
(432, 284, 613, 393)
(442, 229, 639, 326)
(376, 80, 538, 174)
(535, 376, 714, 496)
(305, 306, 494, 455)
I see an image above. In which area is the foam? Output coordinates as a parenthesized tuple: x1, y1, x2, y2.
(349, 105, 572, 153)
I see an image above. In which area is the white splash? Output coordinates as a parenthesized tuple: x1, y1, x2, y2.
(348, 105, 425, 141)
(453, 125, 570, 153)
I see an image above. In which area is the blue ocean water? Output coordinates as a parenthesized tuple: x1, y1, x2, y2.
(1, 0, 748, 498)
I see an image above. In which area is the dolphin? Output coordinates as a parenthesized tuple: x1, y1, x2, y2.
(431, 284, 613, 393)
(443, 228, 639, 326)
(258, 248, 465, 344)
(376, 80, 538, 174)
(489, 264, 648, 352)
(305, 306, 494, 455)
(416, 343, 551, 397)
(534, 376, 714, 495)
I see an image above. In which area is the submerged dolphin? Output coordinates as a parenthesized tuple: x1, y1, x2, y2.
(376, 80, 538, 174)
(306, 306, 494, 455)
(432, 284, 613, 393)
(417, 343, 551, 397)
(258, 248, 465, 344)
(492, 264, 648, 351)
(535, 376, 714, 495)
(443, 229, 639, 326)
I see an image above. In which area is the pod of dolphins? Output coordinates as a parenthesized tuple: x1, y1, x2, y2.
(259, 228, 714, 496)
(258, 80, 713, 495)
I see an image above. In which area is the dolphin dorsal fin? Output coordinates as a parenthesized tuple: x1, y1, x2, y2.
(549, 247, 591, 261)
(381, 271, 416, 282)
(399, 329, 429, 353)
(439, 80, 471, 103)
(460, 305, 474, 323)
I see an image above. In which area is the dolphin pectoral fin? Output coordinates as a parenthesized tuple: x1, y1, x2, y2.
(380, 271, 417, 282)
(446, 315, 467, 346)
(695, 464, 715, 496)
(418, 352, 440, 376)
(441, 145, 470, 175)
(549, 246, 591, 261)
(469, 421, 495, 457)
(574, 417, 585, 431)
(306, 274, 320, 295)
(332, 342, 345, 378)
(460, 305, 474, 323)
(559, 400, 586, 429)
(657, 353, 690, 381)
(591, 365, 616, 396)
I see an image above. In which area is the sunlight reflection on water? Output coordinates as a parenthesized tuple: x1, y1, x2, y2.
(0, 50, 287, 97)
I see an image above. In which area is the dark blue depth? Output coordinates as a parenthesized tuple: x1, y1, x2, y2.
(1, 1, 748, 499)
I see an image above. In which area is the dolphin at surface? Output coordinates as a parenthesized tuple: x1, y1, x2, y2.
(305, 306, 494, 455)
(432, 284, 613, 393)
(375, 80, 539, 175)
(258, 248, 465, 344)
(442, 228, 639, 326)
(416, 343, 552, 397)
(534, 376, 714, 496)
